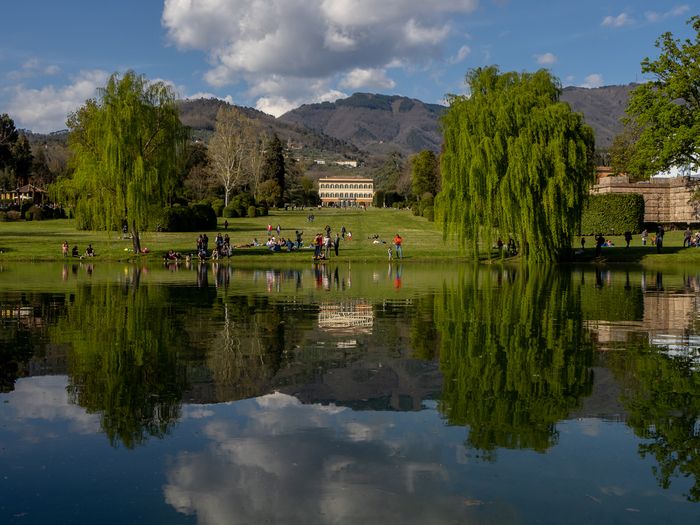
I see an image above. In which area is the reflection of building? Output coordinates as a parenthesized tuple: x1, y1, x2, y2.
(318, 302, 373, 335)
(318, 177, 374, 207)
(587, 293, 698, 353)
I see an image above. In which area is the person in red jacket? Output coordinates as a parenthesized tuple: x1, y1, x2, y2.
(393, 233, 403, 259)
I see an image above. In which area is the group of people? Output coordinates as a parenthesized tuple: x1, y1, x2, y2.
(61, 241, 94, 258)
(495, 237, 518, 257)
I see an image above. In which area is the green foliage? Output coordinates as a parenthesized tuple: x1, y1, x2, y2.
(56, 71, 187, 252)
(224, 192, 255, 217)
(411, 150, 439, 196)
(581, 193, 644, 235)
(258, 179, 282, 207)
(0, 113, 18, 170)
(436, 267, 593, 455)
(11, 134, 33, 186)
(247, 205, 258, 218)
(373, 189, 385, 207)
(423, 205, 435, 222)
(211, 198, 225, 217)
(261, 134, 285, 204)
(622, 16, 700, 178)
(190, 203, 217, 229)
(437, 66, 595, 262)
(373, 151, 404, 192)
(159, 203, 217, 231)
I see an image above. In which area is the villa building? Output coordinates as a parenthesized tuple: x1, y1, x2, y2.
(318, 177, 374, 207)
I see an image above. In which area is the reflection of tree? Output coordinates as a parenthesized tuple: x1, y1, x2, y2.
(53, 280, 188, 448)
(609, 341, 700, 501)
(410, 293, 440, 360)
(202, 296, 311, 401)
(436, 267, 593, 455)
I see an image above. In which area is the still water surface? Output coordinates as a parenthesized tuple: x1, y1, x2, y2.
(1, 261, 699, 524)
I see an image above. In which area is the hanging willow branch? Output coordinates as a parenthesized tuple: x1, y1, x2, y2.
(436, 67, 595, 263)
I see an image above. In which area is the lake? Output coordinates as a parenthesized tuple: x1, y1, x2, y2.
(1, 261, 699, 524)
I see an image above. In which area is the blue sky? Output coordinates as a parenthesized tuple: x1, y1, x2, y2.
(0, 1, 696, 133)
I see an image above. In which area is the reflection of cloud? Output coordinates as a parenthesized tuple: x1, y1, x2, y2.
(164, 393, 471, 524)
(182, 406, 215, 419)
(2, 376, 99, 435)
(577, 418, 602, 437)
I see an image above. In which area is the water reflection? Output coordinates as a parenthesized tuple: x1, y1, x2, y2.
(2, 263, 700, 518)
(436, 267, 594, 455)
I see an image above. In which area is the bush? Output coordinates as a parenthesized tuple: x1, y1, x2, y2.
(412, 206, 421, 216)
(581, 193, 644, 235)
(257, 206, 268, 217)
(26, 205, 42, 221)
(423, 205, 435, 222)
(223, 205, 240, 218)
(190, 203, 217, 230)
(247, 205, 257, 218)
(211, 199, 225, 217)
(6, 210, 21, 221)
(373, 190, 386, 207)
(0, 211, 7, 221)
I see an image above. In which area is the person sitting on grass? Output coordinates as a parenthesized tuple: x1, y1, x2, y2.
(72, 245, 79, 257)
(84, 244, 95, 257)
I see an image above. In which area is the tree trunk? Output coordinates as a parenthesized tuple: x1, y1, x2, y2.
(131, 220, 142, 254)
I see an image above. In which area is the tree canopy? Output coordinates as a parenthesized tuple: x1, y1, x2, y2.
(615, 16, 700, 178)
(436, 66, 595, 262)
(57, 71, 187, 252)
(410, 149, 440, 197)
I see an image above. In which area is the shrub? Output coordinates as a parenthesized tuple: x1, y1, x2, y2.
(159, 206, 194, 231)
(6, 210, 21, 221)
(223, 205, 240, 218)
(0, 211, 7, 221)
(190, 203, 217, 230)
(412, 206, 421, 216)
(211, 198, 225, 217)
(373, 190, 386, 207)
(423, 205, 435, 222)
(247, 205, 257, 218)
(581, 193, 644, 235)
(257, 206, 268, 217)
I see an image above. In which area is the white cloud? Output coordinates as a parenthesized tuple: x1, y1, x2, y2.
(645, 5, 689, 23)
(184, 92, 234, 104)
(7, 58, 62, 81)
(581, 73, 604, 89)
(340, 68, 396, 90)
(5, 69, 108, 132)
(601, 13, 633, 27)
(535, 52, 557, 66)
(162, 0, 478, 111)
(448, 45, 471, 64)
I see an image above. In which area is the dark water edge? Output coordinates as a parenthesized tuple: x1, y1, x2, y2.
(1, 262, 699, 524)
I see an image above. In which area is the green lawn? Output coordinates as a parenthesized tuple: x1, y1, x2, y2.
(3, 210, 700, 265)
(0, 208, 462, 262)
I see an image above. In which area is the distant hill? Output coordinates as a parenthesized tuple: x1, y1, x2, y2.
(178, 98, 361, 158)
(560, 84, 636, 150)
(280, 85, 636, 155)
(279, 93, 445, 155)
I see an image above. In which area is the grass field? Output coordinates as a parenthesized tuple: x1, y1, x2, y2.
(2, 208, 700, 265)
(0, 208, 462, 263)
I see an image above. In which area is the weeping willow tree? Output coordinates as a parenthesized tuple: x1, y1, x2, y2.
(436, 266, 593, 455)
(437, 67, 595, 262)
(56, 71, 187, 253)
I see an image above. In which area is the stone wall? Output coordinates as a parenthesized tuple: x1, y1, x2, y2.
(591, 175, 700, 224)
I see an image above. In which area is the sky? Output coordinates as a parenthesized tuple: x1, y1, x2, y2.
(0, 1, 696, 133)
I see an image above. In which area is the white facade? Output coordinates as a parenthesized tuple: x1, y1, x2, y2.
(318, 177, 374, 207)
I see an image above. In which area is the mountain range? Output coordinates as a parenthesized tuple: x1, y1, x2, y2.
(26, 84, 636, 171)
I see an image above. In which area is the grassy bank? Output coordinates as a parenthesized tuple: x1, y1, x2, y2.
(0, 208, 462, 263)
(2, 209, 699, 265)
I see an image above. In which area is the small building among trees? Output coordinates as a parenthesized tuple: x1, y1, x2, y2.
(318, 177, 374, 207)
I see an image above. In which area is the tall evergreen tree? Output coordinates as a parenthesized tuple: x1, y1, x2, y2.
(57, 71, 187, 253)
(0, 113, 19, 174)
(261, 134, 285, 206)
(12, 134, 33, 187)
(436, 67, 595, 263)
(411, 149, 439, 197)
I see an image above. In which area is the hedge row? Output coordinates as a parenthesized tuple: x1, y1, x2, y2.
(158, 204, 217, 232)
(581, 193, 644, 235)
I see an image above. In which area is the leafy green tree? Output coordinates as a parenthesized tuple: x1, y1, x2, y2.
(11, 134, 33, 187)
(258, 179, 282, 207)
(620, 16, 700, 178)
(411, 150, 439, 197)
(58, 71, 187, 253)
(0, 113, 18, 171)
(437, 67, 595, 262)
(373, 151, 404, 192)
(261, 134, 285, 206)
